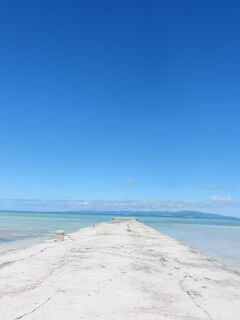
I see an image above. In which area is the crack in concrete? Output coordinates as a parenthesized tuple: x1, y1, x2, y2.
(0, 261, 13, 270)
(10, 245, 92, 298)
(0, 244, 57, 271)
(179, 274, 213, 320)
(11, 257, 68, 298)
(14, 294, 55, 320)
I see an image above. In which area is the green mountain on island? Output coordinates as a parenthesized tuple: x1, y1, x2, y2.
(75, 210, 238, 220)
(0, 210, 238, 220)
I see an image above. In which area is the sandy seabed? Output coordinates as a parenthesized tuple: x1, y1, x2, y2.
(0, 218, 239, 320)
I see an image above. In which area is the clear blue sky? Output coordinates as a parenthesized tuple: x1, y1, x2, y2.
(0, 0, 240, 215)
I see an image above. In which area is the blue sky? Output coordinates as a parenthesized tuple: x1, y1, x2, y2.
(0, 0, 240, 215)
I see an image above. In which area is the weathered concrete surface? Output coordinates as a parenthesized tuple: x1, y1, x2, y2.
(0, 218, 239, 320)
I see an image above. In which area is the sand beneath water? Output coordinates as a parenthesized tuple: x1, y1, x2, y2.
(0, 218, 239, 319)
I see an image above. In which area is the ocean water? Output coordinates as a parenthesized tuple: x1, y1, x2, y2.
(0, 211, 240, 271)
(141, 216, 240, 271)
(0, 211, 114, 253)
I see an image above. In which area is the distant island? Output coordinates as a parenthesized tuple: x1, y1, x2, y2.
(74, 210, 239, 219)
(1, 209, 238, 220)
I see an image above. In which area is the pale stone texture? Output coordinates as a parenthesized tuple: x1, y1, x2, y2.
(0, 218, 239, 319)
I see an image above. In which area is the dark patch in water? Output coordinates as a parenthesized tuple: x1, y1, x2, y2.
(0, 236, 31, 243)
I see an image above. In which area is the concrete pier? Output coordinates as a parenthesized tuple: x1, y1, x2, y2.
(0, 218, 239, 319)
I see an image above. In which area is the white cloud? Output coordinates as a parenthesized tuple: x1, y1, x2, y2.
(0, 196, 239, 212)
(202, 184, 237, 193)
(209, 195, 233, 203)
(121, 179, 137, 186)
(202, 184, 223, 190)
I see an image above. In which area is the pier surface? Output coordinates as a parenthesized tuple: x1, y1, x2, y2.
(0, 218, 240, 320)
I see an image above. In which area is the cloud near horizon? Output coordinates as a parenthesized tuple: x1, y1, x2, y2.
(121, 179, 137, 186)
(202, 184, 237, 193)
(209, 195, 233, 203)
(0, 195, 239, 215)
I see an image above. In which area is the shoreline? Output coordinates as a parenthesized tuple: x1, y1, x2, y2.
(0, 218, 240, 319)
(1, 211, 240, 272)
(1, 223, 239, 274)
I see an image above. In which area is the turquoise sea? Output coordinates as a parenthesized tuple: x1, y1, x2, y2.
(0, 211, 240, 271)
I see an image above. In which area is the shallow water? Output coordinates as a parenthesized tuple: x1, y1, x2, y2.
(0, 211, 113, 253)
(141, 216, 240, 271)
(0, 211, 240, 271)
